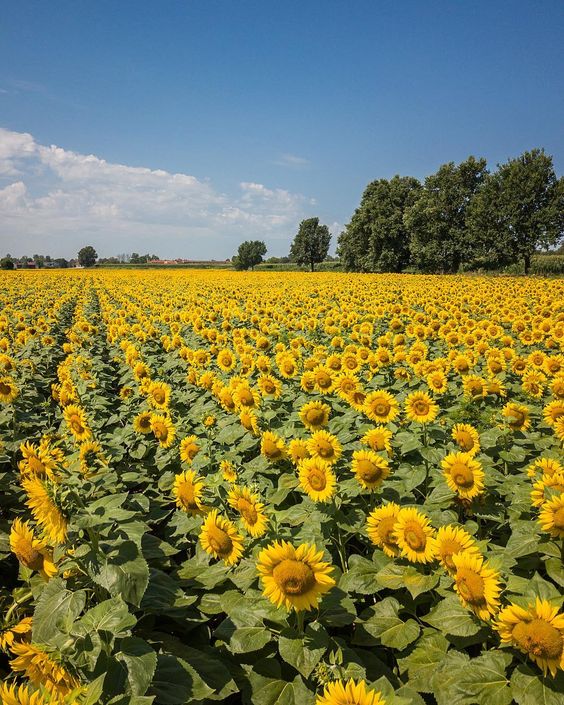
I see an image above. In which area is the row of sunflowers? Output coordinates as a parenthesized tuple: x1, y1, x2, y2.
(0, 269, 563, 705)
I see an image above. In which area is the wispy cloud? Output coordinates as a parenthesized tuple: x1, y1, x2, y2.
(0, 127, 310, 258)
(273, 153, 310, 168)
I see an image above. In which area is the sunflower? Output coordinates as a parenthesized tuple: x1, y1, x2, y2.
(147, 380, 171, 409)
(0, 615, 33, 651)
(531, 472, 564, 507)
(10, 519, 57, 579)
(316, 679, 386, 705)
(361, 426, 393, 454)
(62, 404, 91, 441)
(307, 430, 342, 465)
(363, 390, 399, 424)
(556, 417, 564, 443)
(502, 402, 531, 432)
(233, 382, 260, 410)
(299, 401, 331, 431)
(173, 469, 205, 514)
(526, 457, 562, 479)
(179, 435, 200, 464)
(462, 375, 487, 399)
(257, 374, 282, 399)
(298, 457, 336, 502)
(18, 440, 60, 481)
(257, 540, 335, 612)
(442, 452, 485, 500)
(79, 440, 106, 475)
(220, 460, 237, 482)
(452, 552, 501, 621)
(0, 376, 19, 404)
(351, 450, 390, 490)
(426, 370, 448, 394)
(150, 414, 176, 448)
(217, 348, 236, 372)
(394, 507, 436, 564)
(538, 494, 564, 539)
(404, 390, 439, 424)
(495, 598, 564, 676)
(133, 411, 153, 434)
(544, 400, 564, 427)
(260, 431, 286, 462)
(312, 365, 333, 392)
(451, 423, 480, 456)
(200, 510, 244, 565)
(9, 641, 80, 696)
(0, 682, 55, 705)
(228, 486, 269, 536)
(288, 438, 311, 465)
(21, 477, 67, 544)
(434, 525, 481, 574)
(239, 408, 260, 435)
(366, 502, 401, 557)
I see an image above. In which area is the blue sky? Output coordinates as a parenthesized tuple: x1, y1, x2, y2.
(1, 0, 563, 259)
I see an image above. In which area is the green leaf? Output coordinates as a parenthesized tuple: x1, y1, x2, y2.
(317, 587, 357, 627)
(339, 554, 389, 594)
(115, 637, 157, 696)
(511, 664, 564, 705)
(423, 595, 481, 637)
(229, 626, 273, 653)
(74, 596, 136, 636)
(278, 623, 329, 678)
(398, 630, 449, 694)
(93, 541, 150, 606)
(32, 578, 86, 642)
(453, 651, 512, 705)
(355, 597, 420, 650)
(377, 563, 439, 598)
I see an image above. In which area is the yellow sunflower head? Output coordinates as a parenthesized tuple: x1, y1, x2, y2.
(288, 438, 311, 465)
(220, 459, 237, 482)
(434, 525, 481, 574)
(451, 423, 480, 456)
(299, 400, 331, 431)
(21, 477, 67, 545)
(538, 494, 564, 539)
(0, 615, 33, 651)
(150, 414, 176, 448)
(0, 376, 19, 404)
(227, 485, 269, 537)
(363, 390, 399, 424)
(351, 450, 390, 490)
(173, 469, 205, 515)
(9, 641, 80, 696)
(404, 390, 439, 424)
(441, 452, 485, 500)
(260, 431, 287, 462)
(257, 540, 335, 612)
(495, 598, 564, 677)
(361, 426, 392, 454)
(315, 678, 386, 705)
(199, 509, 244, 565)
(298, 457, 336, 502)
(393, 507, 436, 564)
(62, 403, 91, 441)
(9, 519, 57, 579)
(307, 430, 342, 465)
(502, 402, 531, 432)
(179, 435, 200, 464)
(452, 551, 501, 621)
(366, 502, 401, 557)
(530, 472, 564, 508)
(133, 411, 153, 434)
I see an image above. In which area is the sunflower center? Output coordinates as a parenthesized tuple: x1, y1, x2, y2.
(316, 440, 334, 459)
(153, 390, 165, 403)
(263, 439, 282, 458)
(28, 456, 46, 473)
(139, 416, 151, 430)
(509, 410, 526, 427)
(513, 619, 563, 660)
(456, 567, 485, 604)
(413, 401, 429, 415)
(272, 559, 316, 595)
(305, 408, 325, 426)
(378, 517, 398, 545)
(356, 459, 383, 484)
(307, 467, 327, 490)
(457, 432, 474, 451)
(439, 539, 463, 571)
(178, 483, 198, 510)
(374, 402, 389, 416)
(238, 389, 254, 406)
(71, 418, 85, 434)
(450, 462, 474, 488)
(206, 524, 233, 557)
(16, 541, 43, 572)
(403, 522, 426, 551)
(153, 423, 168, 440)
(316, 372, 331, 388)
(238, 498, 258, 525)
(0, 382, 11, 395)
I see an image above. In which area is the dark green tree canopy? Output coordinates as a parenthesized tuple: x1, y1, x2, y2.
(403, 156, 488, 273)
(338, 176, 421, 272)
(290, 217, 331, 271)
(233, 240, 267, 270)
(468, 149, 564, 273)
(78, 245, 98, 268)
(0, 257, 14, 270)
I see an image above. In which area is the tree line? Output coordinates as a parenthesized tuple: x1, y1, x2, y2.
(338, 149, 563, 274)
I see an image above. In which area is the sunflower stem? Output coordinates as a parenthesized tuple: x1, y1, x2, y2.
(296, 610, 305, 635)
(4, 591, 33, 624)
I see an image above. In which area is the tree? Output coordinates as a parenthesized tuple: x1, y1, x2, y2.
(404, 156, 488, 273)
(290, 218, 331, 271)
(338, 176, 421, 272)
(77, 246, 98, 268)
(1, 257, 14, 270)
(233, 240, 267, 270)
(468, 149, 564, 273)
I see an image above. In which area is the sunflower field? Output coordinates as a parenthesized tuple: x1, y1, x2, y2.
(1, 269, 564, 705)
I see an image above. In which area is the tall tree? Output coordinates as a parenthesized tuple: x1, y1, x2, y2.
(290, 218, 331, 271)
(78, 245, 98, 268)
(338, 176, 420, 272)
(404, 156, 488, 273)
(468, 149, 564, 273)
(233, 240, 267, 270)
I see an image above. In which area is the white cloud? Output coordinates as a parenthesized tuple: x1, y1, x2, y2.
(273, 153, 310, 168)
(0, 127, 311, 258)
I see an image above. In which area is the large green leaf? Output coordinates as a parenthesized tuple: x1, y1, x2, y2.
(511, 664, 564, 705)
(397, 630, 449, 693)
(339, 554, 389, 594)
(423, 595, 481, 637)
(32, 578, 86, 643)
(74, 596, 136, 636)
(278, 623, 329, 678)
(355, 597, 420, 650)
(377, 563, 439, 598)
